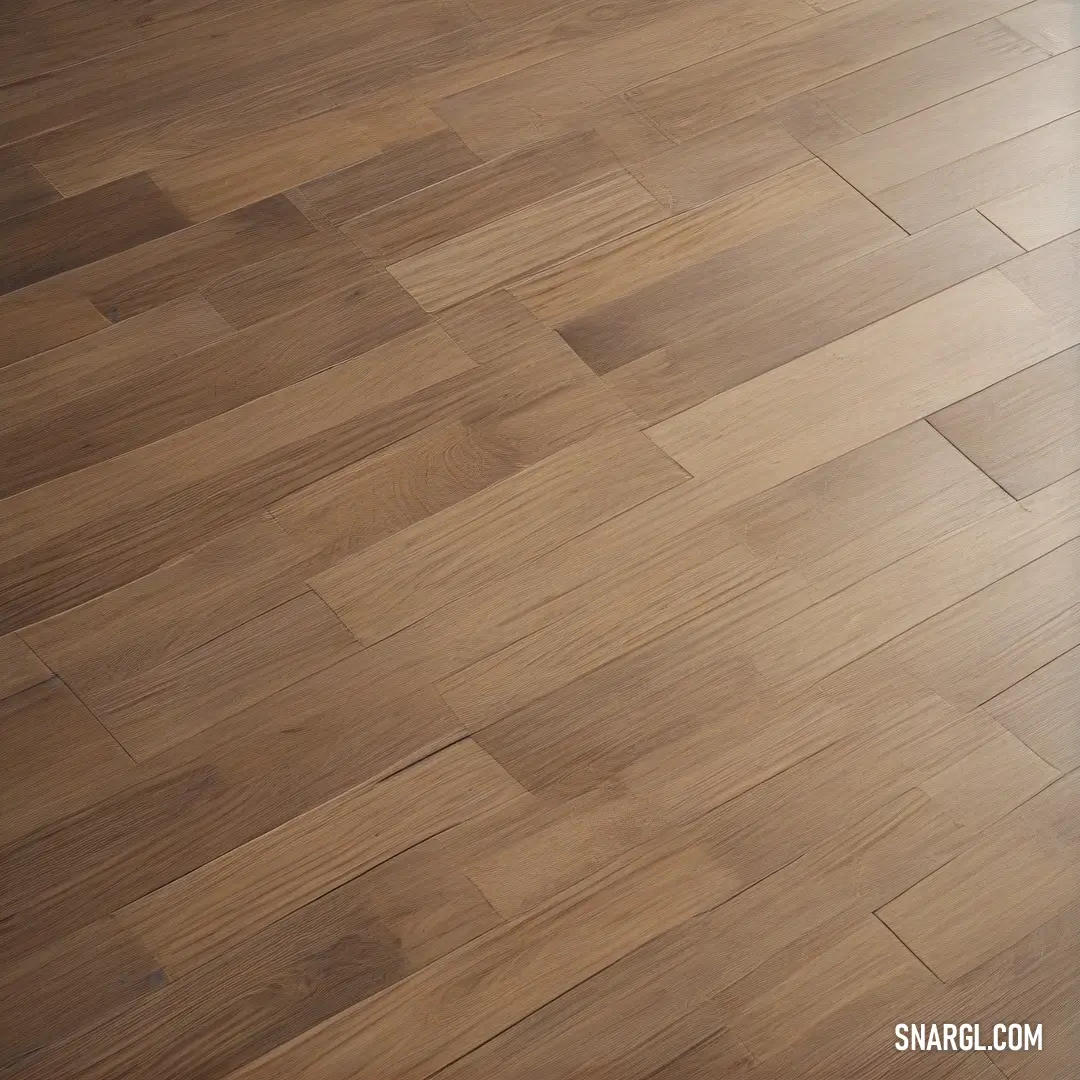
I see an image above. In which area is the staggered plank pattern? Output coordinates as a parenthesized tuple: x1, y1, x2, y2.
(1, 0, 1078, 1077)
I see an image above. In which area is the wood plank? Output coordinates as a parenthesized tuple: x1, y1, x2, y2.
(387, 170, 665, 311)
(0, 173, 189, 295)
(746, 473, 1080, 693)
(439, 534, 776, 730)
(217, 839, 739, 1080)
(0, 679, 138, 847)
(0, 633, 49, 701)
(0, 678, 462, 967)
(879, 774, 1080, 982)
(435, 789, 969, 1080)
(345, 130, 622, 263)
(1001, 227, 1080, 321)
(151, 104, 380, 221)
(875, 537, 1080, 710)
(557, 194, 905, 374)
(434, 0, 816, 158)
(603, 209, 1020, 420)
(813, 20, 1049, 132)
(874, 108, 1080, 232)
(0, 917, 163, 1069)
(626, 114, 811, 213)
(647, 271, 1079, 499)
(723, 420, 1014, 598)
(508, 159, 862, 326)
(298, 129, 481, 225)
(121, 740, 521, 975)
(714, 913, 936, 1061)
(627, 0, 1023, 140)
(980, 159, 1080, 248)
(0, 283, 108, 368)
(310, 426, 689, 644)
(761, 91, 859, 152)
(0, 296, 233, 496)
(0, 322, 473, 634)
(63, 193, 316, 322)
(269, 354, 636, 570)
(983, 644, 1080, 771)
(91, 592, 360, 759)
(919, 729, 1060, 830)
(930, 345, 1080, 498)
(819, 49, 1080, 194)
(1000, 0, 1080, 53)
(0, 147, 59, 223)
(11, 849, 500, 1080)
(201, 230, 384, 328)
(20, 514, 312, 704)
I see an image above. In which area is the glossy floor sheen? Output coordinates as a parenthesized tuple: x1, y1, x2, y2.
(1, 0, 1078, 1077)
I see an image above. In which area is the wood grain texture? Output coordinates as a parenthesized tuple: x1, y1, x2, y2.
(3, 0, 1079, 1074)
(983, 645, 1080, 772)
(311, 427, 689, 643)
(298, 129, 481, 225)
(388, 170, 666, 311)
(343, 130, 622, 262)
(0, 323, 473, 633)
(930, 345, 1080, 498)
(627, 0, 1023, 139)
(813, 19, 1049, 132)
(0, 633, 50, 701)
(0, 173, 189, 295)
(0, 147, 60, 223)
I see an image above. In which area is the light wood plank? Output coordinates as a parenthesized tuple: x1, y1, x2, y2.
(876, 537, 1080, 710)
(1000, 0, 1080, 53)
(511, 158, 851, 326)
(879, 774, 1080, 982)
(434, 0, 816, 158)
(311, 426, 689, 643)
(343, 130, 622, 262)
(874, 108, 1080, 232)
(0, 323, 473, 633)
(649, 271, 1078, 499)
(814, 20, 1049, 132)
(819, 48, 1080, 194)
(983, 644, 1080, 771)
(980, 159, 1080, 248)
(930, 345, 1080, 498)
(747, 470, 1080, 693)
(387, 170, 666, 312)
(627, 0, 1023, 140)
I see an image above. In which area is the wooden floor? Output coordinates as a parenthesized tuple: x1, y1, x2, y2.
(1, 0, 1078, 1076)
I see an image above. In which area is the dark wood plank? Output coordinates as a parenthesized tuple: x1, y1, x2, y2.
(0, 173, 189, 295)
(5, 848, 498, 1080)
(0, 323, 473, 634)
(0, 632, 50, 701)
(342, 130, 621, 262)
(0, 918, 164, 1069)
(0, 148, 60, 224)
(298, 129, 481, 225)
(0, 271, 427, 497)
(0, 676, 462, 967)
(0, 679, 139, 847)
(68, 193, 316, 322)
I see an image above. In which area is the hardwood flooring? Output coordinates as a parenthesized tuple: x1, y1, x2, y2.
(0, 0, 1077, 1077)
